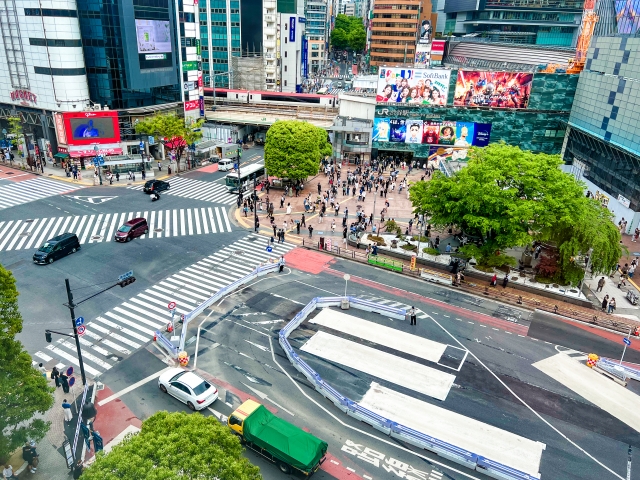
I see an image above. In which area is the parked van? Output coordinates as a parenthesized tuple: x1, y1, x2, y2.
(115, 218, 149, 242)
(218, 159, 234, 172)
(33, 233, 81, 265)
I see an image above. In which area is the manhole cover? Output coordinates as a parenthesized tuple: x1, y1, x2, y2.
(91, 235, 102, 240)
(235, 250, 244, 255)
(24, 219, 34, 223)
(154, 228, 163, 232)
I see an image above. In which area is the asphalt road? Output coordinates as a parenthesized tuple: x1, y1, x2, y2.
(93, 258, 640, 480)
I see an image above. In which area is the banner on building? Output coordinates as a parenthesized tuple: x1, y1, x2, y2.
(373, 118, 492, 148)
(453, 71, 533, 108)
(290, 17, 296, 42)
(418, 20, 432, 44)
(302, 36, 309, 78)
(414, 44, 431, 68)
(430, 40, 446, 66)
(376, 68, 451, 105)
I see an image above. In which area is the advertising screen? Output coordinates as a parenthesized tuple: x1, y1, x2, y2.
(62, 111, 121, 146)
(373, 118, 391, 142)
(414, 44, 431, 68)
(376, 68, 451, 106)
(389, 119, 406, 143)
(418, 20, 432, 44)
(136, 20, 172, 54)
(454, 71, 533, 109)
(405, 120, 423, 144)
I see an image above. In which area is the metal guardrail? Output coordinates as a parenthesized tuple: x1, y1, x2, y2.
(597, 358, 640, 382)
(302, 241, 640, 335)
(279, 296, 542, 480)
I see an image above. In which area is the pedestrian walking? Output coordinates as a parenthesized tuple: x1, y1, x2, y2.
(608, 297, 616, 314)
(502, 274, 509, 288)
(596, 277, 605, 292)
(601, 295, 609, 312)
(408, 307, 417, 326)
(279, 255, 286, 273)
(62, 399, 73, 423)
(60, 372, 70, 394)
(331, 220, 336, 233)
(301, 214, 306, 227)
(72, 460, 85, 480)
(286, 203, 292, 215)
(37, 363, 47, 378)
(115, 171, 120, 182)
(22, 441, 38, 474)
(308, 225, 314, 238)
(51, 366, 60, 387)
(490, 274, 497, 287)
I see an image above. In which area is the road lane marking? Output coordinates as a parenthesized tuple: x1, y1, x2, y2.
(98, 366, 173, 406)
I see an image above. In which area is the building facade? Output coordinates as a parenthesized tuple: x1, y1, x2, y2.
(437, 0, 582, 47)
(305, 0, 328, 71)
(199, 0, 241, 88)
(563, 36, 640, 230)
(279, 14, 307, 92)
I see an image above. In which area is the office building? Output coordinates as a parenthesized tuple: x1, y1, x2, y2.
(563, 36, 640, 231)
(305, 0, 328, 72)
(199, 0, 241, 88)
(437, 0, 582, 47)
(344, 1, 356, 15)
(369, 0, 428, 67)
(279, 13, 307, 92)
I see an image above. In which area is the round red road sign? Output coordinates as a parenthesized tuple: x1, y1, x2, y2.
(168, 301, 177, 310)
(77, 325, 86, 336)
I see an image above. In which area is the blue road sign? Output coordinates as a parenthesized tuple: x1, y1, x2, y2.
(75, 317, 84, 327)
(66, 366, 74, 376)
(118, 270, 134, 282)
(623, 337, 631, 346)
(69, 376, 75, 387)
(139, 141, 144, 150)
(266, 246, 273, 252)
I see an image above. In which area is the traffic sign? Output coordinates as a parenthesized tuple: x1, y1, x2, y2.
(75, 317, 84, 327)
(66, 366, 74, 376)
(266, 246, 273, 252)
(623, 337, 631, 346)
(69, 377, 75, 387)
(167, 301, 177, 310)
(118, 270, 134, 282)
(77, 325, 86, 336)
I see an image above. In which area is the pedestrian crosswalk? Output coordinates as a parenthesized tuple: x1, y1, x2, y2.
(33, 234, 296, 377)
(0, 177, 82, 210)
(128, 177, 248, 204)
(0, 207, 233, 252)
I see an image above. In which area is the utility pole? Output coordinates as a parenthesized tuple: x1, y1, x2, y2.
(253, 174, 258, 232)
(65, 279, 87, 386)
(237, 146, 242, 207)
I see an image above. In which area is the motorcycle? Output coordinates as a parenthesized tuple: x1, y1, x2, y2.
(151, 192, 161, 202)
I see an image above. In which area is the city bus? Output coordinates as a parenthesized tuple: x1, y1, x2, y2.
(225, 163, 266, 193)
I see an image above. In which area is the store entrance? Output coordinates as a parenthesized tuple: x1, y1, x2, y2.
(376, 150, 414, 169)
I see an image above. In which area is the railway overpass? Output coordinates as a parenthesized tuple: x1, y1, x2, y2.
(204, 102, 337, 129)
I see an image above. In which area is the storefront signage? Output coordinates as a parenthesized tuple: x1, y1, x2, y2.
(184, 100, 199, 111)
(182, 61, 198, 71)
(290, 17, 296, 42)
(377, 107, 441, 118)
(54, 113, 68, 145)
(183, 81, 196, 91)
(68, 145, 122, 158)
(145, 53, 166, 60)
(57, 146, 69, 154)
(618, 194, 631, 208)
(11, 89, 37, 105)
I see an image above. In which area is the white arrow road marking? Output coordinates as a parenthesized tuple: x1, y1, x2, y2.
(70, 195, 118, 204)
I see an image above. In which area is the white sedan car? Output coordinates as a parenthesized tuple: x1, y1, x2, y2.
(158, 368, 219, 411)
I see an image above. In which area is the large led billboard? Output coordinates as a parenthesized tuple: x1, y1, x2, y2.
(373, 118, 491, 147)
(453, 71, 533, 109)
(135, 19, 174, 70)
(376, 68, 451, 106)
(63, 111, 120, 146)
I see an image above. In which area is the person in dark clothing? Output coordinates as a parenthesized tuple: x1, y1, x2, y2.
(73, 460, 84, 479)
(301, 214, 306, 227)
(308, 225, 314, 238)
(22, 441, 38, 473)
(408, 307, 417, 325)
(502, 274, 509, 288)
(51, 366, 60, 387)
(60, 373, 70, 394)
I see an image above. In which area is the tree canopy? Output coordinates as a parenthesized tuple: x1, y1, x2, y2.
(409, 143, 621, 283)
(330, 15, 366, 52)
(264, 121, 330, 180)
(134, 113, 204, 170)
(0, 264, 54, 461)
(81, 411, 261, 480)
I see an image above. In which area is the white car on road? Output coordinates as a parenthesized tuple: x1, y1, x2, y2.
(158, 368, 219, 411)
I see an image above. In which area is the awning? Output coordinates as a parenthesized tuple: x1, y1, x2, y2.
(54, 153, 69, 159)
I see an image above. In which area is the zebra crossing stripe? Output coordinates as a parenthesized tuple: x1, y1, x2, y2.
(128, 176, 243, 204)
(0, 178, 83, 210)
(35, 234, 295, 377)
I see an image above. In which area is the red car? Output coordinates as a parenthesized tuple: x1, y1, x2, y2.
(115, 218, 148, 242)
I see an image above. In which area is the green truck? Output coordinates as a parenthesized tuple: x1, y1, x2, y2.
(228, 399, 328, 475)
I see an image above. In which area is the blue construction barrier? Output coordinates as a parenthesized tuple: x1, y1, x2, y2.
(278, 296, 542, 480)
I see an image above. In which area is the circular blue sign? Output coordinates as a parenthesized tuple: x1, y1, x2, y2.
(68, 376, 75, 387)
(66, 366, 74, 377)
(266, 246, 273, 252)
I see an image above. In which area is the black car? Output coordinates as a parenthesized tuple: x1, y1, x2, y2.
(33, 233, 81, 265)
(143, 180, 170, 194)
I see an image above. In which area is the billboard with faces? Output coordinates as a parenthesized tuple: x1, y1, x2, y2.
(376, 68, 451, 106)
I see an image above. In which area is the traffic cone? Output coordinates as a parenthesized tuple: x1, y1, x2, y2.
(167, 323, 173, 333)
(153, 333, 157, 341)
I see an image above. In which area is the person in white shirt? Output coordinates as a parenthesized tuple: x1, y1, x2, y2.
(3, 464, 18, 479)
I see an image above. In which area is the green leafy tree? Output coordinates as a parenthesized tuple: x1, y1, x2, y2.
(409, 143, 621, 279)
(81, 411, 261, 480)
(134, 114, 204, 171)
(331, 14, 366, 52)
(7, 116, 24, 160)
(0, 264, 54, 461)
(264, 121, 327, 180)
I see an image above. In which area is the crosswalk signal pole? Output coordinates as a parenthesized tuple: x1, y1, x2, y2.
(237, 147, 242, 207)
(65, 279, 87, 387)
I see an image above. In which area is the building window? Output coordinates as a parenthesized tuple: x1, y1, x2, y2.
(285, 51, 287, 57)
(285, 80, 287, 86)
(285, 65, 288, 71)
(29, 38, 82, 47)
(34, 66, 86, 76)
(24, 8, 77, 17)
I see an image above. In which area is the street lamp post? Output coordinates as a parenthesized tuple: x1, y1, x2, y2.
(253, 173, 258, 232)
(93, 145, 103, 185)
(236, 146, 242, 207)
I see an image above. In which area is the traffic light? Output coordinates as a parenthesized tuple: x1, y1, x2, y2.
(118, 276, 136, 287)
(45, 331, 52, 343)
